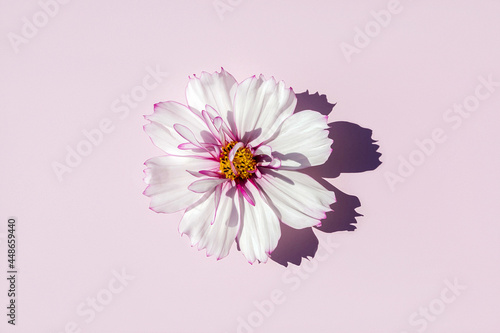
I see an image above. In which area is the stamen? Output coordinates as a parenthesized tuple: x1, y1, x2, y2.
(219, 141, 257, 180)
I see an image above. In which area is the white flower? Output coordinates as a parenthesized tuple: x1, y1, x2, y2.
(143, 68, 335, 264)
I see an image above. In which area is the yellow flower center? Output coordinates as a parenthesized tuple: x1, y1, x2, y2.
(219, 141, 257, 180)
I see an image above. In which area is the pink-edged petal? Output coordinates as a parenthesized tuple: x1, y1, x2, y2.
(144, 121, 186, 156)
(186, 170, 204, 178)
(237, 183, 255, 206)
(205, 106, 237, 142)
(178, 142, 200, 150)
(213, 116, 223, 130)
(201, 110, 222, 144)
(144, 101, 214, 156)
(143, 156, 219, 213)
(186, 68, 237, 121)
(233, 75, 296, 146)
(267, 158, 281, 169)
(213, 183, 223, 225)
(264, 110, 332, 169)
(188, 178, 227, 193)
(236, 182, 280, 264)
(179, 183, 239, 260)
(255, 169, 335, 229)
(199, 170, 222, 178)
(174, 123, 217, 158)
(228, 142, 244, 161)
(254, 145, 272, 156)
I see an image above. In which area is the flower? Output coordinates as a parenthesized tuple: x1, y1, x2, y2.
(143, 68, 336, 264)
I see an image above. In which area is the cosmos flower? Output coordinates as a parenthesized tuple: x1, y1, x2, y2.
(143, 69, 335, 264)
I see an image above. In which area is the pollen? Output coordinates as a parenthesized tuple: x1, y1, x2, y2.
(220, 141, 257, 180)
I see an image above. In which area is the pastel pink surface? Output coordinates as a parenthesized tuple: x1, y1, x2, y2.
(1, 1, 500, 332)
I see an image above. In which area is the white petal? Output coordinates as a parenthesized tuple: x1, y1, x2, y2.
(179, 184, 239, 259)
(233, 75, 296, 146)
(144, 156, 219, 213)
(265, 110, 332, 169)
(254, 145, 272, 156)
(144, 101, 214, 156)
(236, 183, 280, 264)
(188, 178, 227, 193)
(186, 68, 238, 122)
(255, 169, 335, 229)
(201, 109, 222, 144)
(173, 124, 203, 147)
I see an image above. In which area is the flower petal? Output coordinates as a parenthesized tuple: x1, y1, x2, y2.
(264, 110, 332, 169)
(188, 178, 227, 193)
(255, 169, 335, 229)
(144, 101, 214, 156)
(233, 75, 296, 146)
(236, 182, 280, 264)
(179, 184, 239, 259)
(143, 156, 219, 213)
(186, 68, 238, 121)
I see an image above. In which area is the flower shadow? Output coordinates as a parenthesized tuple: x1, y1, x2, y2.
(269, 91, 382, 267)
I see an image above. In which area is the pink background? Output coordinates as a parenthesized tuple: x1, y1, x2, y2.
(1, 0, 500, 332)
